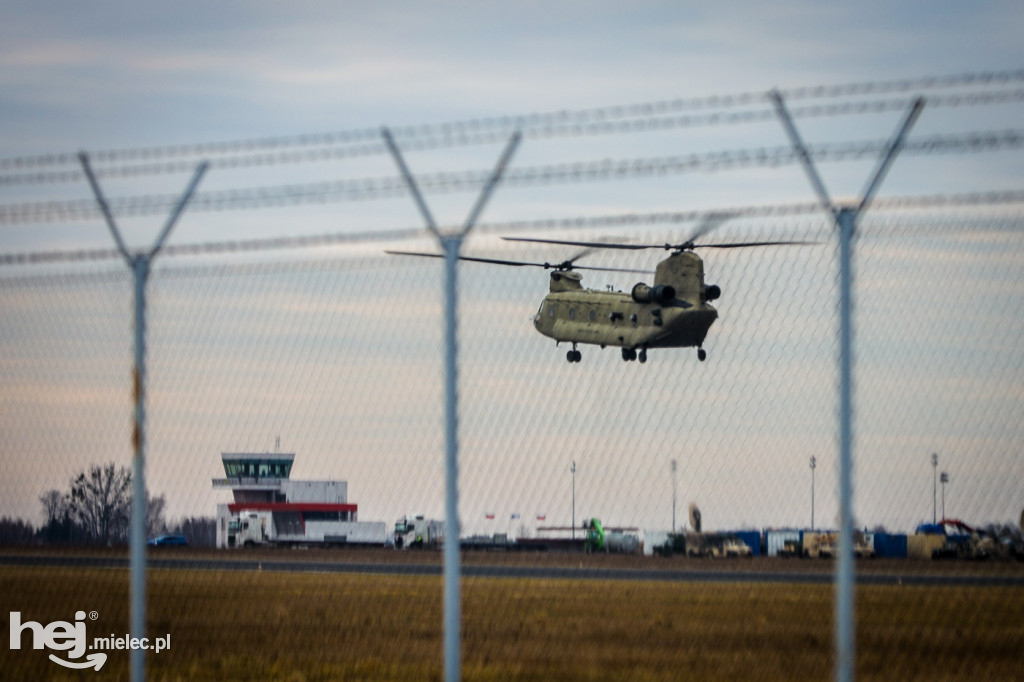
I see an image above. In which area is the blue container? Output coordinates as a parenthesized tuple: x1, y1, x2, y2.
(734, 530, 762, 556)
(873, 533, 907, 558)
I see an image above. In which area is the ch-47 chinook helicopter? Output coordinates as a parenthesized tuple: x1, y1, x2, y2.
(387, 217, 812, 364)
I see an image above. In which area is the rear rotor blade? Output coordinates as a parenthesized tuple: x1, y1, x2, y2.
(681, 210, 736, 246)
(502, 237, 648, 250)
(503, 236, 820, 251)
(386, 250, 533, 267)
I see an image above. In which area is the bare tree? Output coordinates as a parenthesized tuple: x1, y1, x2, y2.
(0, 516, 35, 545)
(39, 489, 67, 526)
(146, 492, 168, 537)
(38, 489, 77, 544)
(69, 462, 132, 546)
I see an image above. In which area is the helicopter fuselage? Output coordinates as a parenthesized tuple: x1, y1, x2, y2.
(533, 250, 719, 361)
(534, 287, 717, 350)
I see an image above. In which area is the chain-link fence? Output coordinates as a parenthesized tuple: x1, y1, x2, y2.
(2, 75, 1023, 681)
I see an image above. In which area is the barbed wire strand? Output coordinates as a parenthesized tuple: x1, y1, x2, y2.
(3, 191, 1023, 268)
(4, 90, 1024, 188)
(2, 69, 1022, 174)
(2, 129, 1023, 226)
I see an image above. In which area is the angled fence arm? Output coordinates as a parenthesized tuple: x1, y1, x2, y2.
(79, 152, 132, 264)
(381, 128, 442, 240)
(770, 90, 836, 218)
(150, 161, 210, 258)
(460, 131, 522, 237)
(857, 97, 925, 214)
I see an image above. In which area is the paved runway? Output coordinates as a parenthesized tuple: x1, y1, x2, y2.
(3, 552, 1023, 587)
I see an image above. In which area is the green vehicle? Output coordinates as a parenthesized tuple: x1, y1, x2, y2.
(584, 518, 605, 552)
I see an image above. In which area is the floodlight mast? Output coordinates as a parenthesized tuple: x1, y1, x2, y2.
(79, 153, 208, 682)
(383, 129, 520, 682)
(771, 90, 923, 682)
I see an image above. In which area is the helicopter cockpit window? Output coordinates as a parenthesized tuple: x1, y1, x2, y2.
(548, 305, 555, 318)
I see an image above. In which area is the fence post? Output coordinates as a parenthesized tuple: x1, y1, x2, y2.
(79, 154, 208, 682)
(383, 130, 520, 682)
(770, 92, 922, 682)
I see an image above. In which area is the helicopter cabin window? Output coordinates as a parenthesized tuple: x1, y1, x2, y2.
(548, 305, 556, 318)
(568, 308, 576, 320)
(589, 309, 596, 322)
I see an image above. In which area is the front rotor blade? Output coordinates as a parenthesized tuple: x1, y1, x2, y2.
(695, 240, 820, 249)
(386, 249, 649, 273)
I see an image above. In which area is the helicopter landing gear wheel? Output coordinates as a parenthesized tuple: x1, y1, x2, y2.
(566, 345, 582, 363)
(621, 348, 637, 362)
(638, 349, 647, 364)
(697, 347, 707, 362)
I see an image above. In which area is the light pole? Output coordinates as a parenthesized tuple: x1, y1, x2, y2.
(571, 460, 576, 540)
(940, 471, 948, 520)
(671, 460, 678, 533)
(932, 453, 938, 524)
(810, 456, 817, 531)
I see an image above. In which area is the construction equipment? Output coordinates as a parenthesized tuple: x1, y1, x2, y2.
(778, 538, 803, 558)
(394, 514, 444, 549)
(930, 519, 997, 560)
(803, 531, 874, 559)
(584, 518, 605, 552)
(580, 518, 639, 554)
(709, 535, 753, 558)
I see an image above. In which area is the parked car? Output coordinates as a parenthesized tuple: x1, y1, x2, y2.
(147, 534, 188, 547)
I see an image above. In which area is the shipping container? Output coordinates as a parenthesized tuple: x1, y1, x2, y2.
(733, 531, 762, 556)
(872, 533, 908, 558)
(766, 530, 801, 557)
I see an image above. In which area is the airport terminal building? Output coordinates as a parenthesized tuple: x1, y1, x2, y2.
(213, 452, 385, 547)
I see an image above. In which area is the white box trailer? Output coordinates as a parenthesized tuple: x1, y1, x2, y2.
(228, 510, 387, 548)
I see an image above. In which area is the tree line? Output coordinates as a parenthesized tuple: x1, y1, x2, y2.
(0, 461, 215, 547)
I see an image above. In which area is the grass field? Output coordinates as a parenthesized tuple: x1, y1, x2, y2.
(2, 562, 1022, 681)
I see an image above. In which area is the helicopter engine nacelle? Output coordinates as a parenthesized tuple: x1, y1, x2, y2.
(631, 283, 676, 305)
(705, 284, 721, 301)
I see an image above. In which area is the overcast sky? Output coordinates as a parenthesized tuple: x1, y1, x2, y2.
(1, 2, 1022, 536)
(4, 1, 1019, 154)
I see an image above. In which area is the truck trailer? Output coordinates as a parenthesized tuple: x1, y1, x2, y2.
(227, 509, 387, 548)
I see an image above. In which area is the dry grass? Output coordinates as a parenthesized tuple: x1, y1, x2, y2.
(1, 564, 1022, 681)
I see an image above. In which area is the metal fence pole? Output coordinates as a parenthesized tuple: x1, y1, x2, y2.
(770, 92, 922, 682)
(80, 154, 207, 682)
(835, 206, 856, 682)
(441, 235, 462, 682)
(129, 255, 149, 682)
(383, 130, 520, 682)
